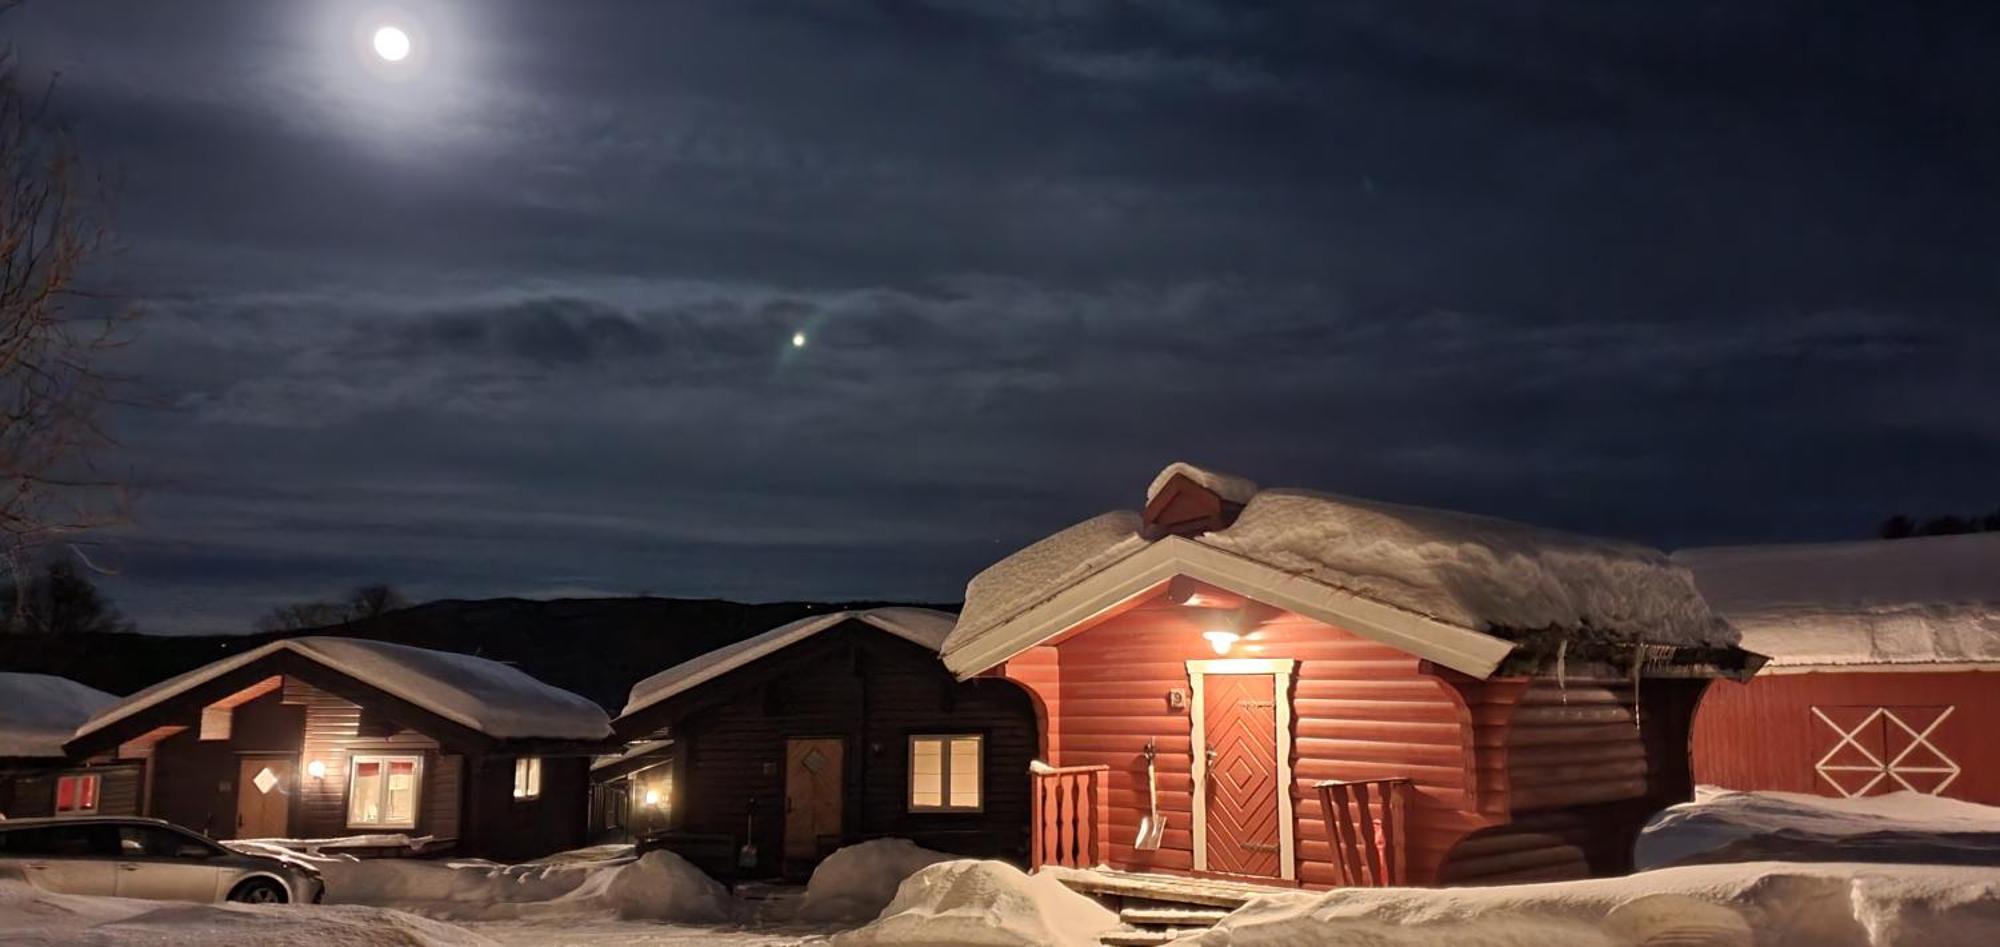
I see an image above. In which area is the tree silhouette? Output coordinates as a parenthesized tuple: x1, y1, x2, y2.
(0, 557, 132, 634)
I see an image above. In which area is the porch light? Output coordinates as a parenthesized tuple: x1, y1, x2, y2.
(1202, 630, 1240, 655)
(643, 788, 662, 807)
(306, 760, 328, 780)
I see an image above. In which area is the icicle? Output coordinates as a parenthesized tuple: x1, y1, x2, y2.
(1629, 645, 1644, 732)
(1555, 640, 1569, 705)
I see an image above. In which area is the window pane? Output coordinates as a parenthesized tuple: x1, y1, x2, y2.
(350, 766, 382, 825)
(80, 776, 97, 810)
(949, 738, 981, 809)
(514, 757, 541, 799)
(910, 739, 942, 808)
(56, 777, 75, 811)
(386, 770, 417, 824)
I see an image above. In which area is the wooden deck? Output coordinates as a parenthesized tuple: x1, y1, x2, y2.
(1043, 865, 1283, 909)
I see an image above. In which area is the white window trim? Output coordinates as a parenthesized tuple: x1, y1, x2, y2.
(513, 756, 543, 800)
(908, 734, 984, 813)
(1187, 658, 1296, 882)
(55, 772, 102, 817)
(346, 753, 425, 830)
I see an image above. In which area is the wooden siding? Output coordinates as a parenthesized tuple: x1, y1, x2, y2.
(1694, 670, 2000, 805)
(1026, 600, 1502, 887)
(619, 622, 1040, 875)
(461, 754, 588, 862)
(287, 676, 445, 839)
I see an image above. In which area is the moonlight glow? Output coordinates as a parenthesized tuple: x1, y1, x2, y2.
(791, 331, 808, 348)
(372, 25, 411, 62)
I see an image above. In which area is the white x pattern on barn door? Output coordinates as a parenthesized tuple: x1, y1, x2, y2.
(1810, 705, 1960, 798)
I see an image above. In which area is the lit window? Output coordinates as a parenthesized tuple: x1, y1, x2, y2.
(347, 754, 423, 828)
(513, 757, 542, 800)
(908, 735, 982, 812)
(55, 774, 101, 815)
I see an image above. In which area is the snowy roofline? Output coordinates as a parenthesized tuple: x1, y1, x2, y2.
(0, 673, 117, 759)
(75, 636, 612, 743)
(620, 607, 957, 718)
(945, 463, 1734, 676)
(1677, 533, 2000, 668)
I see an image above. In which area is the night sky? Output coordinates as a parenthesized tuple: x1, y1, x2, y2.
(13, 1, 1998, 633)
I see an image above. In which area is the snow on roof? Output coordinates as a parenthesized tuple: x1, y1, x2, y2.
(1676, 533, 2000, 668)
(76, 637, 611, 743)
(950, 464, 1733, 661)
(620, 607, 958, 718)
(1147, 461, 1259, 505)
(0, 673, 116, 758)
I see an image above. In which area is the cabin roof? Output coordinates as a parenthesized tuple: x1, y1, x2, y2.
(619, 607, 956, 718)
(1676, 533, 2000, 669)
(75, 637, 612, 743)
(943, 463, 1733, 678)
(0, 673, 116, 759)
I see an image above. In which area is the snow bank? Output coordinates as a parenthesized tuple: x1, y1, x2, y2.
(246, 843, 732, 924)
(0, 672, 115, 759)
(1677, 534, 2000, 668)
(0, 877, 488, 946)
(832, 860, 1118, 947)
(796, 839, 954, 922)
(1637, 787, 2000, 870)
(80, 636, 611, 742)
(623, 608, 958, 716)
(1179, 862, 2000, 947)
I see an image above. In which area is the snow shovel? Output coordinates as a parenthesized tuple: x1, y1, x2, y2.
(1135, 739, 1166, 851)
(738, 798, 759, 871)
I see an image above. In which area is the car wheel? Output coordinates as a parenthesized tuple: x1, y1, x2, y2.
(228, 878, 289, 905)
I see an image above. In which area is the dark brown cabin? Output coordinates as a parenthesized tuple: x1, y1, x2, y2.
(597, 608, 1041, 878)
(60, 636, 613, 862)
(0, 673, 123, 820)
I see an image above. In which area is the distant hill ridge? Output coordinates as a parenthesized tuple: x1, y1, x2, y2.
(0, 596, 958, 711)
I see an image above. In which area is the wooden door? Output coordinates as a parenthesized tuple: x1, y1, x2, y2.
(235, 757, 293, 840)
(784, 738, 844, 859)
(1202, 674, 1282, 878)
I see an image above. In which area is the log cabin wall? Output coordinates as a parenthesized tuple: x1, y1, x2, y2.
(0, 764, 142, 820)
(625, 623, 1039, 874)
(462, 753, 588, 862)
(285, 676, 456, 841)
(1693, 670, 1999, 804)
(1020, 597, 1503, 887)
(147, 685, 303, 838)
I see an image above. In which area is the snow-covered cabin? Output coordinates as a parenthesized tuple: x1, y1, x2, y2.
(1679, 534, 2000, 804)
(943, 463, 1759, 889)
(60, 636, 612, 861)
(0, 673, 116, 819)
(600, 608, 1040, 878)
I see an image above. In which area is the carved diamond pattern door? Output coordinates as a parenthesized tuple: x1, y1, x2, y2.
(1203, 674, 1281, 878)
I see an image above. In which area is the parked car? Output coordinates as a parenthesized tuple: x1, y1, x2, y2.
(0, 816, 323, 904)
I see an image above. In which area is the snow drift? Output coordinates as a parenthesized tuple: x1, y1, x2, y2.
(796, 839, 954, 922)
(1637, 787, 2000, 870)
(831, 859, 1118, 947)
(0, 877, 488, 947)
(0, 672, 115, 760)
(1177, 862, 2000, 947)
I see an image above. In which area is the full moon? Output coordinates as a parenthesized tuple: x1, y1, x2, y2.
(372, 25, 412, 62)
(791, 331, 808, 348)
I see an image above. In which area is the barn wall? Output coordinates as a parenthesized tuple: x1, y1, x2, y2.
(1693, 670, 2000, 805)
(1045, 600, 1499, 887)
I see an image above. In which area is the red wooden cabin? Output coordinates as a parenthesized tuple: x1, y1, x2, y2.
(943, 464, 1759, 889)
(1680, 535, 2000, 804)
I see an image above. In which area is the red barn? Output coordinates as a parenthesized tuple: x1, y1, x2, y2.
(942, 464, 1758, 890)
(1680, 533, 2000, 804)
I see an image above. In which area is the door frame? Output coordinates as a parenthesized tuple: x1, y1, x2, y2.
(1187, 658, 1297, 881)
(233, 754, 296, 840)
(782, 736, 847, 861)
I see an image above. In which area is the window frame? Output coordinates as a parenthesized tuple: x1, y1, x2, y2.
(907, 733, 984, 814)
(346, 753, 425, 830)
(513, 756, 543, 801)
(54, 772, 101, 817)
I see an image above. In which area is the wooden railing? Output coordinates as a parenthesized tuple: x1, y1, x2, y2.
(1030, 764, 1110, 869)
(1316, 777, 1412, 887)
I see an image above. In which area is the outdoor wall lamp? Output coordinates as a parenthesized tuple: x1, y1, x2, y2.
(1202, 630, 1240, 655)
(306, 760, 328, 780)
(643, 789, 662, 807)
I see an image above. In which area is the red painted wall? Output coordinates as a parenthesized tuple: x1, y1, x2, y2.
(1693, 671, 2000, 804)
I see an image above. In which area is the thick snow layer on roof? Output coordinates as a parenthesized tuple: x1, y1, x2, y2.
(951, 465, 1732, 657)
(78, 637, 611, 743)
(1147, 461, 1259, 505)
(1204, 488, 1733, 646)
(0, 673, 115, 758)
(620, 607, 957, 717)
(950, 511, 1150, 649)
(1677, 534, 2000, 667)
(1638, 787, 2000, 870)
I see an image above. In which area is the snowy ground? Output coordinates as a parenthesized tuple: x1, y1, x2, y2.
(1637, 786, 2000, 870)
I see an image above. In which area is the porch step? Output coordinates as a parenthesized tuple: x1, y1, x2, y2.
(1120, 906, 1231, 926)
(1101, 930, 1203, 947)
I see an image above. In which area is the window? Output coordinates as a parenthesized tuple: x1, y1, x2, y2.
(120, 825, 218, 859)
(908, 735, 982, 812)
(347, 754, 423, 828)
(513, 756, 542, 800)
(55, 773, 100, 816)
